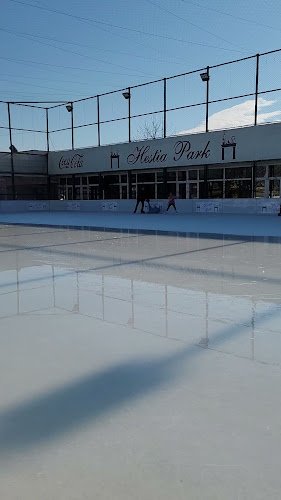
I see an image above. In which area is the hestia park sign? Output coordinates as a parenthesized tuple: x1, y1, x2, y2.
(127, 140, 210, 166)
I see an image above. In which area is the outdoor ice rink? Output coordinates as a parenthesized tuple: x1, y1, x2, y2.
(1, 212, 281, 500)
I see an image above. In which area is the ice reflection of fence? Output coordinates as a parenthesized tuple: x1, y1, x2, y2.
(1, 264, 281, 366)
(1, 48, 281, 153)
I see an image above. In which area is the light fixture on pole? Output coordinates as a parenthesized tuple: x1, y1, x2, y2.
(200, 67, 210, 132)
(122, 88, 131, 142)
(122, 89, 131, 100)
(66, 102, 73, 112)
(65, 102, 74, 149)
(200, 72, 210, 82)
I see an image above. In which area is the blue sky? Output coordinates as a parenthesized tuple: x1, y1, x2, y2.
(1, 0, 281, 150)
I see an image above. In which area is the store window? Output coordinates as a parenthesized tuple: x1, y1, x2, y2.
(269, 179, 280, 198)
(207, 168, 223, 180)
(188, 170, 197, 180)
(0, 176, 12, 200)
(75, 186, 81, 199)
(104, 184, 120, 199)
(156, 171, 163, 182)
(138, 184, 155, 199)
(89, 186, 99, 200)
(89, 176, 99, 184)
(269, 165, 281, 177)
(167, 171, 176, 181)
(225, 180, 252, 198)
(207, 181, 223, 198)
(156, 183, 166, 199)
(189, 183, 197, 199)
(225, 166, 252, 179)
(59, 177, 67, 185)
(179, 183, 186, 199)
(255, 181, 265, 198)
(199, 182, 206, 198)
(131, 184, 136, 199)
(199, 169, 205, 181)
(137, 172, 155, 183)
(15, 175, 48, 200)
(104, 174, 119, 184)
(102, 174, 119, 199)
(121, 185, 127, 199)
(167, 183, 176, 197)
(256, 165, 266, 177)
(178, 171, 186, 181)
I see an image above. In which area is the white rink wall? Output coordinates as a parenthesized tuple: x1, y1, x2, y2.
(0, 198, 281, 215)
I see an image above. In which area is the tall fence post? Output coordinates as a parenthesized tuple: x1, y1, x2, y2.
(254, 53, 260, 126)
(46, 108, 49, 152)
(7, 102, 16, 200)
(71, 102, 74, 149)
(46, 108, 50, 200)
(128, 86, 131, 142)
(206, 66, 210, 133)
(97, 95, 100, 146)
(163, 78, 167, 138)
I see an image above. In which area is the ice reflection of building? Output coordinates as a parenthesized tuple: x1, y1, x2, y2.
(1, 264, 281, 366)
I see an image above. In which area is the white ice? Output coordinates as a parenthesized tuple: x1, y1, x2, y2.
(0, 215, 281, 499)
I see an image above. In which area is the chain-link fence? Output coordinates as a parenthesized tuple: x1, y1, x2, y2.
(1, 48, 281, 155)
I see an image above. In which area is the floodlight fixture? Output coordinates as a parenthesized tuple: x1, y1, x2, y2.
(122, 90, 131, 100)
(200, 72, 210, 82)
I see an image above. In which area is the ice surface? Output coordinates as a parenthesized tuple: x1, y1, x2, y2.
(0, 221, 281, 499)
(0, 210, 281, 237)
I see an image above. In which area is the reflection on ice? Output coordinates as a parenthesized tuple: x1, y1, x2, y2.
(1, 225, 281, 367)
(1, 262, 281, 366)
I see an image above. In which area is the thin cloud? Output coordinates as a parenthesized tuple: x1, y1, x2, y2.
(179, 97, 281, 134)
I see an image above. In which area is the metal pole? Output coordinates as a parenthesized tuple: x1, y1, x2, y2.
(206, 66, 210, 133)
(46, 108, 50, 200)
(7, 103, 16, 200)
(71, 102, 74, 149)
(254, 53, 260, 126)
(97, 95, 101, 146)
(128, 87, 131, 143)
(46, 108, 49, 152)
(163, 78, 167, 138)
(252, 162, 256, 198)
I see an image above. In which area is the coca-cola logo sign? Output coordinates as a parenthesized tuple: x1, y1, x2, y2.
(59, 153, 83, 169)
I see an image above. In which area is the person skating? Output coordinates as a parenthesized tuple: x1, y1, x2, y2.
(133, 188, 146, 213)
(166, 192, 177, 212)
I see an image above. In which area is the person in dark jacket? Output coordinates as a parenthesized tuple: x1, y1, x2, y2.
(133, 188, 146, 213)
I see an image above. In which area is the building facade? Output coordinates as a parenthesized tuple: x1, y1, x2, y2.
(1, 122, 281, 201)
